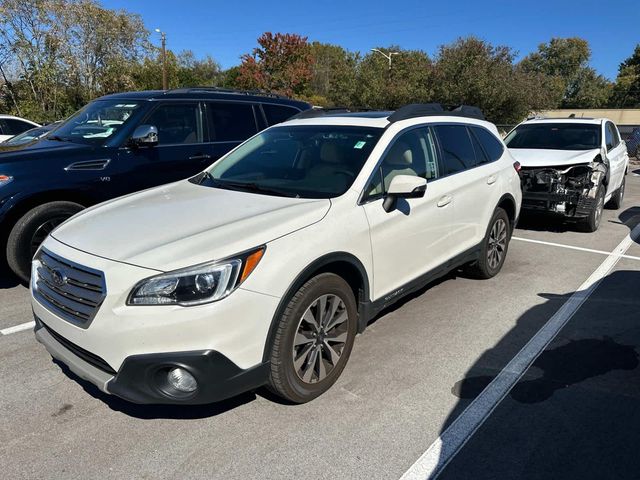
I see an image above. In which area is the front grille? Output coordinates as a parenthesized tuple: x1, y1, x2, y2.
(34, 249, 106, 328)
(40, 320, 116, 375)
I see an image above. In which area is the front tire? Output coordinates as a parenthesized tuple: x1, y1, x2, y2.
(466, 207, 511, 279)
(6, 201, 83, 282)
(580, 185, 605, 232)
(267, 273, 358, 403)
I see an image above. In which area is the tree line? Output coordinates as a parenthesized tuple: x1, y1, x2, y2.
(1, 0, 639, 125)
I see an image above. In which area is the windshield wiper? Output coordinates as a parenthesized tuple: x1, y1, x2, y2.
(211, 178, 295, 197)
(48, 135, 74, 143)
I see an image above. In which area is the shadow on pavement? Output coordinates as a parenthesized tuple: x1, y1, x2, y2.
(436, 212, 640, 478)
(0, 262, 21, 289)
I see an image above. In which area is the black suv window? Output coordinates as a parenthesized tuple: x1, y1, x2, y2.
(263, 104, 300, 125)
(208, 102, 257, 142)
(1, 118, 34, 136)
(470, 126, 504, 163)
(434, 125, 476, 175)
(145, 103, 202, 145)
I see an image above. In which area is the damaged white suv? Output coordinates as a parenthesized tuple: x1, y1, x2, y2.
(31, 104, 521, 405)
(505, 117, 629, 231)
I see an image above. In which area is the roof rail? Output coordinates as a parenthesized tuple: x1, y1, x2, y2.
(288, 107, 353, 120)
(164, 86, 289, 99)
(388, 103, 485, 122)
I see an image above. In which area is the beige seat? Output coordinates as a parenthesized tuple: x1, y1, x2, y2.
(301, 142, 352, 191)
(369, 141, 418, 195)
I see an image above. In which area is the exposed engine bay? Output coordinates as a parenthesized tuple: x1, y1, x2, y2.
(520, 159, 608, 218)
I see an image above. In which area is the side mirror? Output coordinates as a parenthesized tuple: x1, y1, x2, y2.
(382, 175, 427, 212)
(129, 124, 158, 147)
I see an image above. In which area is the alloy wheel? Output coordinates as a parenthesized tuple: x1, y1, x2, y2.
(487, 218, 507, 270)
(292, 294, 350, 384)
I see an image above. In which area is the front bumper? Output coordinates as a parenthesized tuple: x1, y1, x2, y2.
(35, 317, 269, 404)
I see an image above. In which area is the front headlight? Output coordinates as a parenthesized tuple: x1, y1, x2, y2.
(0, 175, 13, 187)
(127, 247, 265, 306)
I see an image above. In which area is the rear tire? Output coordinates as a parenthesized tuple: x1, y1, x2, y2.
(267, 273, 358, 403)
(465, 207, 511, 279)
(607, 175, 625, 210)
(6, 201, 83, 282)
(579, 185, 605, 233)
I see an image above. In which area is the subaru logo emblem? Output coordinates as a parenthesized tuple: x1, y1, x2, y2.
(51, 268, 67, 287)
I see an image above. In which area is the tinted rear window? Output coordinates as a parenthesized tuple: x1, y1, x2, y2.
(263, 104, 300, 125)
(434, 125, 476, 175)
(1, 119, 33, 136)
(471, 126, 504, 162)
(208, 103, 257, 142)
(505, 123, 601, 150)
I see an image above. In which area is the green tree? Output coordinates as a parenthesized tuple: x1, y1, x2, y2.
(308, 42, 359, 106)
(354, 47, 432, 109)
(610, 44, 640, 107)
(433, 37, 554, 124)
(236, 32, 313, 97)
(519, 37, 610, 108)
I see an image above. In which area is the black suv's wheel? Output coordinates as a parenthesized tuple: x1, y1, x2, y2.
(7, 201, 83, 282)
(580, 186, 605, 233)
(607, 175, 626, 210)
(466, 207, 511, 279)
(267, 273, 358, 403)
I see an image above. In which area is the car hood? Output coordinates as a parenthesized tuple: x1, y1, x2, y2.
(52, 180, 331, 271)
(0, 138, 91, 158)
(509, 148, 601, 168)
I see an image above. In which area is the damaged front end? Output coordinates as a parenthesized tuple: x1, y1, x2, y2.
(520, 160, 607, 218)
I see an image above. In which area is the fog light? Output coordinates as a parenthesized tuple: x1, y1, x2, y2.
(167, 367, 198, 393)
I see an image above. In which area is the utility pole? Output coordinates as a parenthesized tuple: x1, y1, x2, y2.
(370, 48, 400, 70)
(155, 28, 168, 90)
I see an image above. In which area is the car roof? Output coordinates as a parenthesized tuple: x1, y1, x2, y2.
(96, 88, 310, 109)
(281, 112, 499, 132)
(521, 117, 607, 126)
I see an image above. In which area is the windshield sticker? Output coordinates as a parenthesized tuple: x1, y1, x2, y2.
(354, 141, 366, 149)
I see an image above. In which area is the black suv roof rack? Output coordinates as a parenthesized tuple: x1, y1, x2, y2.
(388, 103, 485, 122)
(165, 86, 289, 99)
(288, 107, 353, 120)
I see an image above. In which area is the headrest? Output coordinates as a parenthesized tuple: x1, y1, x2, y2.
(320, 142, 342, 164)
(386, 141, 413, 166)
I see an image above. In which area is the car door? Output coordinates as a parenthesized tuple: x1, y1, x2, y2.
(122, 101, 210, 188)
(433, 124, 502, 255)
(604, 121, 627, 196)
(205, 101, 259, 163)
(361, 126, 453, 300)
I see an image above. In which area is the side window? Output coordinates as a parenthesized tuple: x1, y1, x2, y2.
(607, 122, 620, 149)
(365, 127, 438, 199)
(434, 125, 476, 175)
(263, 104, 300, 125)
(2, 119, 33, 136)
(208, 102, 257, 142)
(605, 123, 615, 151)
(471, 126, 504, 163)
(144, 103, 202, 145)
(469, 127, 490, 165)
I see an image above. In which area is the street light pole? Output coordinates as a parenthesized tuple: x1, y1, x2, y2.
(155, 28, 167, 90)
(370, 48, 400, 70)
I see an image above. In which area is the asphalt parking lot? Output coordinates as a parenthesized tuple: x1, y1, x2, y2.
(1, 170, 640, 480)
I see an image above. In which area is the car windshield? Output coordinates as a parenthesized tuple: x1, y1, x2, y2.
(505, 123, 601, 151)
(50, 100, 141, 145)
(200, 125, 383, 199)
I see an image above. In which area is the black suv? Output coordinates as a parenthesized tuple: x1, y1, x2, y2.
(0, 88, 311, 281)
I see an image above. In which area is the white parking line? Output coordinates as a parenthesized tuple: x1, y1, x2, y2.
(400, 223, 640, 480)
(1, 321, 35, 336)
(512, 236, 640, 262)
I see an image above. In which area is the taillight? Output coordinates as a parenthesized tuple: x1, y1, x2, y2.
(513, 161, 521, 174)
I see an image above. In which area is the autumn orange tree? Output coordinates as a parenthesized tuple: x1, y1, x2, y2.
(236, 32, 313, 97)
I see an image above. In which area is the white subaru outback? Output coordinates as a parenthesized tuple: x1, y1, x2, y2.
(31, 104, 522, 404)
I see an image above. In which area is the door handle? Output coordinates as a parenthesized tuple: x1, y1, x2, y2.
(189, 154, 212, 161)
(487, 175, 497, 185)
(437, 195, 452, 207)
